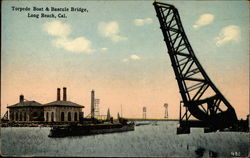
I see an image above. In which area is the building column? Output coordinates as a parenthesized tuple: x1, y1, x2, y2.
(54, 111, 57, 122)
(27, 112, 30, 121)
(48, 112, 51, 122)
(18, 112, 20, 121)
(27, 109, 31, 121)
(44, 112, 46, 121)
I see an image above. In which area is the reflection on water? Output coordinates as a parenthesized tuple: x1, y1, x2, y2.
(1, 121, 248, 157)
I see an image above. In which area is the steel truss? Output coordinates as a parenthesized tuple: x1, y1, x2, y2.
(153, 2, 238, 134)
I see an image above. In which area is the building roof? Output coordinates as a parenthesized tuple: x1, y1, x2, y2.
(7, 101, 43, 108)
(43, 100, 84, 108)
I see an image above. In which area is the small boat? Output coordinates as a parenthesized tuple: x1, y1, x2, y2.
(48, 123, 134, 138)
(135, 121, 151, 126)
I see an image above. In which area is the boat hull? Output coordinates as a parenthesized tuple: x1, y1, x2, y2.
(48, 123, 134, 138)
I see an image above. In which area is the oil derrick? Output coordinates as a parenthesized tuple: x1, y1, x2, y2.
(143, 107, 147, 119)
(164, 103, 168, 119)
(94, 99, 100, 118)
(153, 2, 238, 134)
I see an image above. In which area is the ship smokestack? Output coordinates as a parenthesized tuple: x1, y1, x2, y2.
(19, 95, 24, 103)
(63, 87, 67, 101)
(91, 90, 95, 118)
(57, 88, 61, 101)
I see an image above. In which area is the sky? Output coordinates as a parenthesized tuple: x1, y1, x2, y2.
(1, 0, 249, 119)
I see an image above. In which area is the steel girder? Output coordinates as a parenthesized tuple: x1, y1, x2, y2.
(153, 2, 238, 132)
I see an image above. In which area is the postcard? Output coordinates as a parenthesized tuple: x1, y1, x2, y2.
(1, 0, 249, 157)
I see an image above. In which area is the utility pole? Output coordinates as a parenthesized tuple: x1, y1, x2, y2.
(164, 103, 168, 119)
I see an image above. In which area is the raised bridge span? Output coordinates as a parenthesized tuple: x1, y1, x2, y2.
(153, 2, 240, 134)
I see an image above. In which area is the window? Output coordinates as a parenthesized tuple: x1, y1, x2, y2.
(20, 112, 22, 121)
(68, 112, 71, 121)
(31, 112, 38, 121)
(16, 113, 18, 121)
(33, 112, 38, 117)
(11, 113, 14, 120)
(51, 112, 54, 122)
(61, 112, 64, 121)
(74, 112, 77, 121)
(46, 112, 49, 122)
(24, 112, 26, 121)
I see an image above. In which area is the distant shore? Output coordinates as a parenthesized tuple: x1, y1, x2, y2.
(0, 118, 179, 127)
(125, 118, 179, 121)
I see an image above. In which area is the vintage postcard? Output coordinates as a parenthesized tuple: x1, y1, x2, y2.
(1, 0, 249, 157)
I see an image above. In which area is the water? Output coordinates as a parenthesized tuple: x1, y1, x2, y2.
(1, 121, 249, 157)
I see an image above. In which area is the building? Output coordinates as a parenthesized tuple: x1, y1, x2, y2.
(7, 95, 44, 121)
(43, 87, 84, 122)
(7, 87, 84, 122)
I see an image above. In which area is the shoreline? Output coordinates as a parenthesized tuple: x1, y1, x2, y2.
(0, 119, 179, 128)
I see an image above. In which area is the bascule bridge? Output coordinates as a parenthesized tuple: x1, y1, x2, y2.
(153, 2, 248, 134)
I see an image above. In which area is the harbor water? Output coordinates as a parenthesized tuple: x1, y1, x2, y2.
(1, 121, 249, 157)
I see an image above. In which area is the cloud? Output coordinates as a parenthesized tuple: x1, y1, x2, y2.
(43, 20, 95, 53)
(122, 58, 129, 62)
(193, 14, 214, 29)
(130, 54, 140, 60)
(134, 18, 153, 26)
(43, 21, 71, 37)
(54, 37, 94, 53)
(122, 54, 141, 63)
(101, 47, 108, 51)
(214, 25, 241, 46)
(98, 21, 127, 42)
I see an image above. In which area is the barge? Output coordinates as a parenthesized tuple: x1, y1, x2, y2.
(48, 122, 134, 137)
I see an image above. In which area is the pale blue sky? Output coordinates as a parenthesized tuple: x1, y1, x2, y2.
(2, 0, 249, 119)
